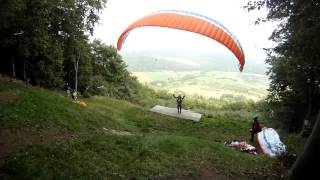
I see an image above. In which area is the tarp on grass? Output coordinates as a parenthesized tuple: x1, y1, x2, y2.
(257, 128, 286, 157)
(224, 140, 258, 155)
(150, 105, 202, 121)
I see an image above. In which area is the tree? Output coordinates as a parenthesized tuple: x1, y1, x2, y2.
(288, 110, 320, 179)
(244, 0, 320, 133)
(245, 0, 320, 179)
(0, 0, 107, 89)
(59, 0, 106, 92)
(89, 40, 140, 100)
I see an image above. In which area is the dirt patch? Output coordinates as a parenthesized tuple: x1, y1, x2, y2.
(0, 93, 18, 103)
(102, 128, 133, 136)
(0, 128, 71, 161)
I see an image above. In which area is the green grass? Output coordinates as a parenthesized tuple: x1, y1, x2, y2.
(0, 75, 303, 179)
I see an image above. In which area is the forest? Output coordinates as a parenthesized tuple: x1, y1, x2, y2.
(0, 0, 143, 100)
(0, 0, 319, 179)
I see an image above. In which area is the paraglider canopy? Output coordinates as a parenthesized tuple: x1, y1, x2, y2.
(117, 10, 245, 71)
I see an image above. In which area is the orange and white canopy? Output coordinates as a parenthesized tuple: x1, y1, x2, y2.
(117, 10, 245, 71)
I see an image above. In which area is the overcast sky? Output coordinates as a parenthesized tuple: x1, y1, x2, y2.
(93, 0, 277, 64)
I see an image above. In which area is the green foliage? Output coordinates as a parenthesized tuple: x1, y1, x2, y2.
(87, 40, 143, 100)
(0, 0, 144, 102)
(0, 0, 107, 89)
(245, 0, 320, 132)
(91, 40, 128, 84)
(129, 71, 266, 122)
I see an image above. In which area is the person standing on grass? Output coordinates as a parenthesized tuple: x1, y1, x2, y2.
(250, 117, 262, 142)
(64, 82, 71, 96)
(173, 94, 185, 114)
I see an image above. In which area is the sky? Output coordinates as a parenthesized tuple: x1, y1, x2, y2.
(93, 0, 277, 65)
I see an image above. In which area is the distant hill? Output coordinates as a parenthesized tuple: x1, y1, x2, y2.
(121, 50, 268, 75)
(132, 71, 269, 101)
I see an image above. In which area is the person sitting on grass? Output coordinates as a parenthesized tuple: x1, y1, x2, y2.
(250, 116, 262, 142)
(173, 94, 185, 114)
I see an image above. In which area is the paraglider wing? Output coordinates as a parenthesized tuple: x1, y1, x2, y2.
(117, 10, 245, 71)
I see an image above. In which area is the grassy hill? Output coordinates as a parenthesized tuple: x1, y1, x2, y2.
(0, 75, 303, 179)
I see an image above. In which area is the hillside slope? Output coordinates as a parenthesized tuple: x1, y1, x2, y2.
(0, 75, 291, 179)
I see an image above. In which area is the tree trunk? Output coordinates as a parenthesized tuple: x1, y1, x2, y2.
(74, 60, 78, 92)
(23, 58, 26, 81)
(300, 85, 314, 137)
(74, 50, 80, 92)
(11, 56, 16, 78)
(289, 110, 320, 179)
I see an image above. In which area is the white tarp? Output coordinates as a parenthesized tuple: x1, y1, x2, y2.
(257, 128, 286, 157)
(150, 105, 202, 121)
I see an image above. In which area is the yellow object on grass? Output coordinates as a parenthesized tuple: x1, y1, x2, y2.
(79, 101, 87, 108)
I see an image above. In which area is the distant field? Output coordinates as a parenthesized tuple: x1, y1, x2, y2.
(132, 71, 269, 101)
